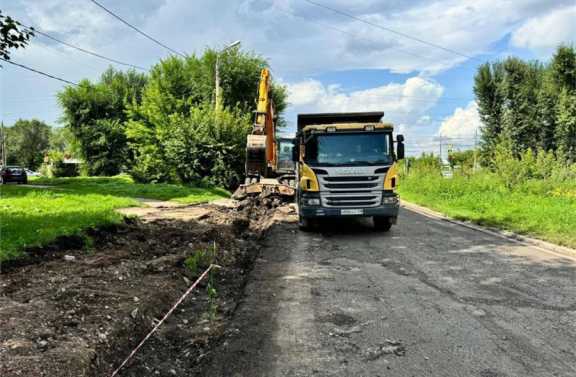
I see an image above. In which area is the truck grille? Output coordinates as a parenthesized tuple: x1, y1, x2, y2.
(319, 174, 384, 208)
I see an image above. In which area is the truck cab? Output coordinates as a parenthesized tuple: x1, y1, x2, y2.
(294, 112, 405, 231)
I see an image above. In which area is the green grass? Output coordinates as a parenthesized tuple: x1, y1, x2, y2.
(1, 176, 229, 261)
(31, 175, 229, 204)
(0, 186, 137, 261)
(399, 172, 576, 249)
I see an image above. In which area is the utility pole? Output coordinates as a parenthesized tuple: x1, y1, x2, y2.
(0, 121, 6, 167)
(214, 40, 241, 111)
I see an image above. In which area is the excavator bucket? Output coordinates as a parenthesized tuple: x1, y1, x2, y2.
(232, 178, 295, 201)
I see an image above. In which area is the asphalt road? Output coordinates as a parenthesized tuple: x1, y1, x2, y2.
(204, 208, 576, 377)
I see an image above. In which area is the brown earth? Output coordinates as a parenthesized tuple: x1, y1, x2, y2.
(0, 198, 296, 377)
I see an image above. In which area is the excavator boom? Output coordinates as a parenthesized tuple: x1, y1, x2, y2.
(233, 68, 295, 200)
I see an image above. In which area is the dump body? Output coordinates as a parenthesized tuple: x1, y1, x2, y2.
(294, 112, 404, 230)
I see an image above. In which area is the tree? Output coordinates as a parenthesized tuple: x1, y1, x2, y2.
(0, 11, 34, 62)
(58, 67, 147, 175)
(474, 62, 504, 160)
(126, 48, 287, 187)
(5, 119, 51, 169)
(550, 45, 576, 93)
(474, 46, 576, 161)
(49, 127, 77, 155)
(556, 89, 576, 162)
(499, 58, 543, 154)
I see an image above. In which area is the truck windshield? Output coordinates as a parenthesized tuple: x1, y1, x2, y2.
(304, 132, 393, 166)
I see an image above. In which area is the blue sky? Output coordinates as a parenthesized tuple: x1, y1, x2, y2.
(1, 0, 575, 156)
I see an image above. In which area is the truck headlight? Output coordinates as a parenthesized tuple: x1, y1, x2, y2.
(382, 196, 398, 205)
(307, 198, 321, 206)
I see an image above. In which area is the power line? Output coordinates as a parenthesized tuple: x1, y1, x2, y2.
(0, 58, 78, 86)
(88, 0, 186, 58)
(303, 0, 480, 62)
(275, 7, 435, 63)
(20, 24, 147, 71)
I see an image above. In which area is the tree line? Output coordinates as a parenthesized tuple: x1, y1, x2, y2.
(2, 48, 287, 189)
(57, 48, 286, 188)
(474, 45, 576, 163)
(1, 119, 74, 170)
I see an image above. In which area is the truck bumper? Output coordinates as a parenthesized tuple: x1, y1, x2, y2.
(299, 205, 399, 219)
(298, 191, 399, 220)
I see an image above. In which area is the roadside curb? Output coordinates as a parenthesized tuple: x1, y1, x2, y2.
(401, 200, 576, 260)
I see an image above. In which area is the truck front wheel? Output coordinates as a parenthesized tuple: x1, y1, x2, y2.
(373, 216, 392, 232)
(298, 215, 315, 232)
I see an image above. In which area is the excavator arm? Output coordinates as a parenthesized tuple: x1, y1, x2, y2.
(246, 68, 277, 180)
(234, 68, 295, 200)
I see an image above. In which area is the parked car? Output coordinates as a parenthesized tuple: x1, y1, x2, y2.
(0, 166, 28, 184)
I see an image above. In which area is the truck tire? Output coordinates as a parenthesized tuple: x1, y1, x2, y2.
(373, 216, 392, 232)
(298, 215, 314, 232)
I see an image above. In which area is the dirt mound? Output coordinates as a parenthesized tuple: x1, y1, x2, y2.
(0, 201, 295, 377)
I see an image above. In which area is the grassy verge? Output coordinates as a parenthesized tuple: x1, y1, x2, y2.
(1, 176, 229, 261)
(31, 175, 229, 204)
(0, 186, 137, 261)
(398, 173, 576, 249)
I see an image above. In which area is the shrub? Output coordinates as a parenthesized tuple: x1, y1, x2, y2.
(127, 104, 251, 189)
(40, 151, 80, 178)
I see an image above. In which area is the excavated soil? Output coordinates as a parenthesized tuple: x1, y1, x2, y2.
(0, 198, 296, 377)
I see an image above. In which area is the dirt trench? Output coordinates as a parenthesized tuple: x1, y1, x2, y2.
(0, 197, 296, 377)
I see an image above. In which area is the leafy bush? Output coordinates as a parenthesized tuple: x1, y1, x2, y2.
(40, 151, 79, 178)
(128, 103, 251, 189)
(448, 150, 476, 171)
(399, 146, 576, 247)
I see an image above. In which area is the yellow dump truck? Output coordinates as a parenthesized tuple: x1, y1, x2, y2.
(293, 112, 405, 231)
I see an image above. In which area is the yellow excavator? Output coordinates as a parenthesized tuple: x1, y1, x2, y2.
(233, 68, 296, 199)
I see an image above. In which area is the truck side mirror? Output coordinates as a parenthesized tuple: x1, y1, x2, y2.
(396, 134, 405, 160)
(292, 139, 299, 162)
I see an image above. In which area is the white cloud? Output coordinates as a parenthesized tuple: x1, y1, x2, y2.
(3, 0, 574, 126)
(287, 76, 443, 115)
(285, 76, 444, 146)
(511, 6, 576, 51)
(438, 101, 481, 139)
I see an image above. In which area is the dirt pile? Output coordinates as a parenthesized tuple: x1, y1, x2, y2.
(0, 201, 295, 377)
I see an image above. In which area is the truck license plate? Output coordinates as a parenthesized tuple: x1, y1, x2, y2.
(341, 209, 363, 215)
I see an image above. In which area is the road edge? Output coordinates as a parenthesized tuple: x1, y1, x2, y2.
(401, 200, 576, 260)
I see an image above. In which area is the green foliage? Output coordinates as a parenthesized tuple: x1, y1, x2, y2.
(57, 48, 287, 188)
(0, 11, 34, 61)
(448, 150, 475, 170)
(0, 185, 136, 261)
(126, 49, 278, 188)
(550, 45, 576, 92)
(40, 150, 79, 178)
(4, 119, 51, 169)
(0, 176, 228, 260)
(32, 175, 229, 204)
(184, 243, 219, 320)
(400, 145, 576, 248)
(58, 67, 147, 176)
(402, 153, 441, 177)
(474, 45, 576, 162)
(474, 62, 504, 160)
(555, 89, 576, 161)
(127, 104, 252, 188)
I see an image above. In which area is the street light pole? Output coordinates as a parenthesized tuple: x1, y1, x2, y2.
(214, 40, 241, 110)
(0, 121, 6, 167)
